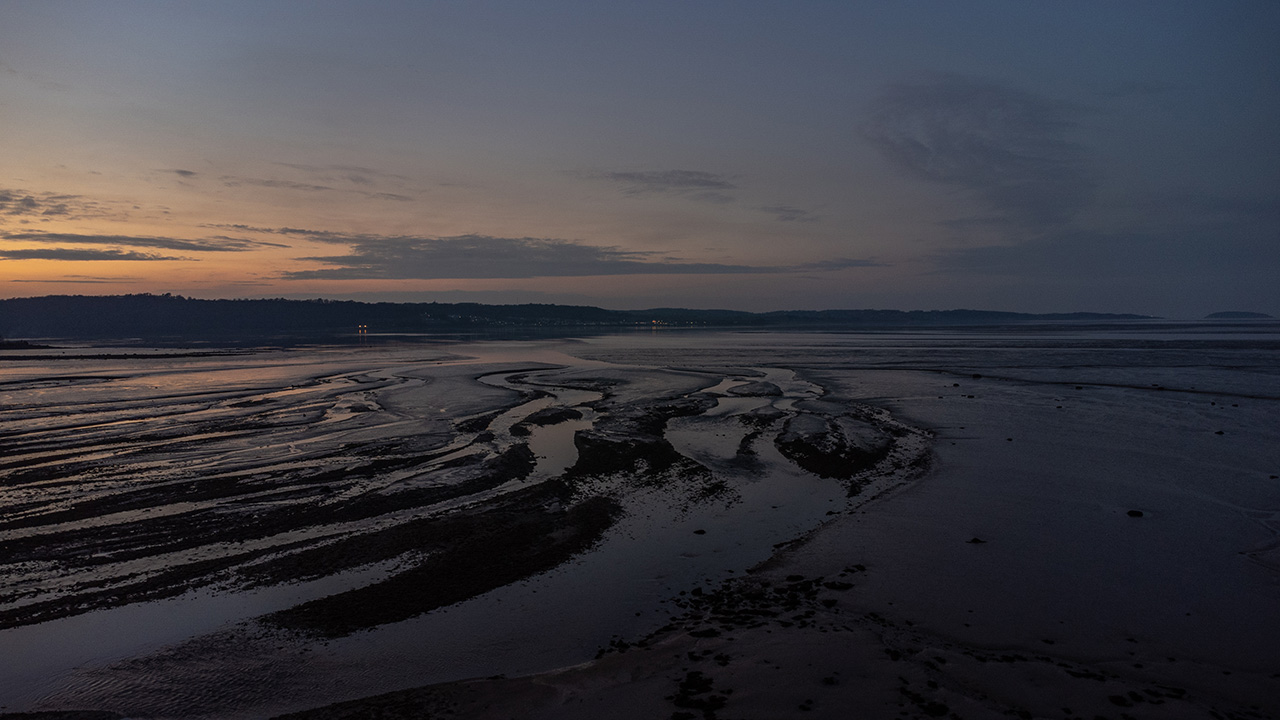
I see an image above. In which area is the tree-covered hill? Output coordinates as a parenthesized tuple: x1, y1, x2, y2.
(0, 294, 1155, 342)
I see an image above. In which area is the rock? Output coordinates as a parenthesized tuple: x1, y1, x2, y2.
(521, 407, 583, 426)
(726, 381, 782, 397)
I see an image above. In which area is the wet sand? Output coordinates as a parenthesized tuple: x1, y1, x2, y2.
(3, 327, 1279, 718)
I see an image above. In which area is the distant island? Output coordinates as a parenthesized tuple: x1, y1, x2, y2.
(0, 294, 1158, 342)
(1205, 311, 1275, 319)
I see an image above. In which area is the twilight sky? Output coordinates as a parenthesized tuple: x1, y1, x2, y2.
(2, 1, 1277, 317)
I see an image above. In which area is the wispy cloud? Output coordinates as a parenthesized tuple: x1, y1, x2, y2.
(3, 231, 288, 252)
(222, 177, 333, 193)
(274, 232, 881, 280)
(601, 170, 820, 219)
(606, 170, 736, 192)
(863, 74, 1095, 230)
(792, 257, 885, 271)
(0, 188, 115, 222)
(760, 205, 820, 223)
(603, 169, 737, 204)
(0, 248, 186, 261)
(10, 275, 138, 283)
(216, 173, 417, 202)
(275, 163, 411, 185)
(201, 223, 351, 240)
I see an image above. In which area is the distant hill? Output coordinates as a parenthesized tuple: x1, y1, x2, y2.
(1205, 311, 1274, 319)
(0, 294, 1156, 343)
(0, 339, 48, 350)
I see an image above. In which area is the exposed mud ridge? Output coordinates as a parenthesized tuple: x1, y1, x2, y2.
(774, 411, 892, 482)
(0, 440, 541, 630)
(265, 488, 620, 638)
(510, 406, 583, 437)
(0, 354, 552, 631)
(563, 394, 716, 479)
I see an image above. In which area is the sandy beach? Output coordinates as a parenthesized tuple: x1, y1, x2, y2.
(2, 326, 1278, 719)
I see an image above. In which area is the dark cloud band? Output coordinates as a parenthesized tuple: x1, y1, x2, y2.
(279, 232, 880, 280)
(3, 232, 287, 252)
(0, 248, 185, 261)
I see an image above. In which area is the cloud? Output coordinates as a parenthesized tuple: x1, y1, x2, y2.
(277, 232, 881, 280)
(222, 177, 333, 192)
(3, 232, 288, 252)
(269, 289, 603, 305)
(760, 205, 820, 223)
(217, 173, 416, 201)
(0, 248, 186, 261)
(10, 275, 137, 283)
(604, 169, 738, 204)
(0, 189, 114, 221)
(275, 163, 411, 184)
(933, 228, 1279, 279)
(792, 257, 886, 271)
(201, 224, 351, 240)
(863, 75, 1096, 230)
(168, 169, 199, 178)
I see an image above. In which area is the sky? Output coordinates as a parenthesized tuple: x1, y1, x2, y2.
(1, 1, 1277, 317)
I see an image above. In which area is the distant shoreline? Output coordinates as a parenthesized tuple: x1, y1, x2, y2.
(0, 293, 1166, 342)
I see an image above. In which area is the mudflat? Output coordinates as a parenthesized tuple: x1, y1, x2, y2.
(2, 326, 1278, 719)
